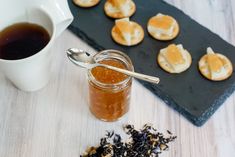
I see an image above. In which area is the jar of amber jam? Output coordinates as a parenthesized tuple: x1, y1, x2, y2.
(88, 49, 134, 121)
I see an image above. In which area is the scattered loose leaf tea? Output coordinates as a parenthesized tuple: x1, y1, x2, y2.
(81, 124, 177, 157)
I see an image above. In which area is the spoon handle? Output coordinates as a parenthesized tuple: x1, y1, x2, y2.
(98, 64, 160, 84)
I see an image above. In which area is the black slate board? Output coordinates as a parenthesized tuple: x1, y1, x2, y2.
(68, 0, 235, 126)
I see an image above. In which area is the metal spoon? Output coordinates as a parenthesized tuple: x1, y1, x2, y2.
(66, 48, 160, 84)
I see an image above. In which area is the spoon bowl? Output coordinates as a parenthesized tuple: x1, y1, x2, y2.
(66, 48, 96, 69)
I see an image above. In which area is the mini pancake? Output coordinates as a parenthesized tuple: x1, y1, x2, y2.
(104, 0, 136, 19)
(147, 13, 179, 41)
(73, 0, 100, 8)
(198, 47, 233, 81)
(157, 44, 192, 73)
(111, 18, 144, 46)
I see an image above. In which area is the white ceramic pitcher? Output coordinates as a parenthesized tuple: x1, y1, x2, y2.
(0, 0, 74, 92)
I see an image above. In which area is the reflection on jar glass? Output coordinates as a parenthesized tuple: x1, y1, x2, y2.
(87, 49, 134, 121)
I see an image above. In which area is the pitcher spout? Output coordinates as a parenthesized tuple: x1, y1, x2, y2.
(42, 0, 74, 37)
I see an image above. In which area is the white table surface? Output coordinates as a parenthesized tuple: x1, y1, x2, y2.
(0, 0, 235, 157)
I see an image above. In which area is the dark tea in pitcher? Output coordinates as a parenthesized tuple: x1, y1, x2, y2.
(0, 22, 50, 60)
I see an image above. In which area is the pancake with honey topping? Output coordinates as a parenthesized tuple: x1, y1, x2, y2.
(198, 47, 233, 81)
(158, 44, 192, 73)
(73, 0, 100, 8)
(104, 0, 136, 18)
(147, 13, 179, 41)
(111, 18, 144, 46)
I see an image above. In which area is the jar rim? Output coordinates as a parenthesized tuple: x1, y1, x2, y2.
(88, 49, 134, 89)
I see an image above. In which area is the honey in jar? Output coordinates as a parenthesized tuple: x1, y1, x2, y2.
(88, 50, 134, 121)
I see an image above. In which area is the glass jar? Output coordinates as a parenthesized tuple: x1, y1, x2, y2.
(87, 49, 134, 121)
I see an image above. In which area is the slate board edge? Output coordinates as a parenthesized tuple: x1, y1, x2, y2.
(68, 26, 105, 51)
